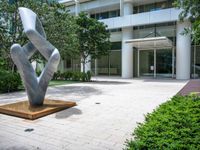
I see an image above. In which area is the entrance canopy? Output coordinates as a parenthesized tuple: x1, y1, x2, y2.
(125, 36, 173, 49)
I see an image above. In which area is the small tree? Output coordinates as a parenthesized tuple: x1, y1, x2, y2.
(76, 12, 111, 73)
(174, 0, 200, 43)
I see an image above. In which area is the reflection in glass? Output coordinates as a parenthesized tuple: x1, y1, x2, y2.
(156, 49, 172, 77)
(94, 49, 121, 76)
(110, 51, 121, 75)
(139, 50, 154, 77)
(192, 45, 200, 78)
(98, 55, 109, 75)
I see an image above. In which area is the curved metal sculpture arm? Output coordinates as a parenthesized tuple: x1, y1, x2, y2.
(10, 7, 61, 106)
(25, 29, 56, 60)
(23, 42, 37, 59)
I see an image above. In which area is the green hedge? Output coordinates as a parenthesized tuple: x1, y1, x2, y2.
(0, 70, 22, 93)
(53, 71, 91, 82)
(125, 95, 200, 150)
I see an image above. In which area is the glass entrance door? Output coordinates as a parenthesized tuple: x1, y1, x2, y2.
(139, 50, 154, 77)
(156, 49, 172, 77)
(139, 49, 173, 78)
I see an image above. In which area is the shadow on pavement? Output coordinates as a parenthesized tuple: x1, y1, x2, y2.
(55, 108, 82, 119)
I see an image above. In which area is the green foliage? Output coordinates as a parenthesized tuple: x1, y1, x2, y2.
(174, 0, 200, 43)
(72, 71, 82, 81)
(76, 12, 111, 72)
(86, 71, 92, 81)
(63, 71, 73, 80)
(53, 71, 92, 82)
(53, 70, 61, 80)
(125, 95, 200, 150)
(0, 70, 22, 93)
(36, 70, 42, 76)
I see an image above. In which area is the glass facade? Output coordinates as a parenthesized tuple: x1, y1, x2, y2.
(91, 9, 120, 20)
(96, 51, 121, 76)
(97, 55, 109, 75)
(92, 42, 122, 76)
(133, 0, 173, 14)
(133, 22, 176, 42)
(109, 28, 122, 33)
(132, 22, 175, 78)
(138, 49, 173, 78)
(156, 49, 172, 77)
(59, 58, 80, 72)
(191, 45, 200, 78)
(139, 50, 154, 77)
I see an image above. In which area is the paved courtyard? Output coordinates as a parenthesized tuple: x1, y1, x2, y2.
(0, 77, 187, 150)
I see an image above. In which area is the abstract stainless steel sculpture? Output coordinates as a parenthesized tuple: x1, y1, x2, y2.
(10, 7, 60, 106)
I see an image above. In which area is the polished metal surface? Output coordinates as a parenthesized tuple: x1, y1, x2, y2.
(10, 7, 60, 106)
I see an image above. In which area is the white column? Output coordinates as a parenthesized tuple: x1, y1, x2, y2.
(176, 21, 191, 79)
(122, 28, 133, 78)
(123, 2, 133, 15)
(95, 59, 98, 75)
(81, 55, 91, 73)
(120, 0, 124, 16)
(57, 60, 64, 72)
(122, 2, 133, 78)
(31, 61, 37, 71)
(75, 0, 80, 16)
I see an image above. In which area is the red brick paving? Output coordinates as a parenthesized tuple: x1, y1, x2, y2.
(178, 80, 200, 96)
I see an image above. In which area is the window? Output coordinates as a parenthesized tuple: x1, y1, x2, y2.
(156, 2, 167, 10)
(111, 42, 122, 50)
(133, 22, 176, 39)
(109, 10, 117, 18)
(66, 59, 71, 68)
(145, 3, 154, 12)
(133, 1, 174, 14)
(90, 9, 120, 20)
(99, 12, 109, 19)
(109, 28, 121, 32)
(91, 14, 95, 18)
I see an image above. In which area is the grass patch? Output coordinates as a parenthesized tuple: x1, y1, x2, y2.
(49, 80, 79, 86)
(125, 95, 200, 150)
(16, 80, 78, 91)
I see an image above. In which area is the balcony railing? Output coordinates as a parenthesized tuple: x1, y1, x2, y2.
(100, 8, 182, 29)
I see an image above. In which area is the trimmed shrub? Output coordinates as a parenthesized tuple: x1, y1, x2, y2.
(125, 95, 200, 150)
(52, 71, 92, 82)
(0, 70, 22, 93)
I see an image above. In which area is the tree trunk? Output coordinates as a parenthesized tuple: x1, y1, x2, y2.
(83, 58, 86, 73)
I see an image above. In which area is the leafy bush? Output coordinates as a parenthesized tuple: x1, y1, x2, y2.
(52, 71, 92, 82)
(72, 71, 82, 81)
(125, 95, 200, 150)
(81, 72, 87, 82)
(0, 70, 22, 93)
(86, 71, 91, 81)
(53, 70, 61, 80)
(36, 70, 41, 76)
(63, 71, 73, 80)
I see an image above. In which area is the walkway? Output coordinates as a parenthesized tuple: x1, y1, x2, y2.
(178, 79, 200, 96)
(0, 78, 187, 150)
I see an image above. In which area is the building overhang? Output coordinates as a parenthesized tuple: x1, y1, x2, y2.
(125, 36, 173, 49)
(59, 0, 92, 6)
